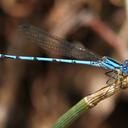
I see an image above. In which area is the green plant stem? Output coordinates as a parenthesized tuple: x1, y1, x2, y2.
(52, 99, 88, 128)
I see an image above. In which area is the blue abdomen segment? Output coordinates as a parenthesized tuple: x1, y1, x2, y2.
(0, 54, 123, 72)
(0, 53, 102, 67)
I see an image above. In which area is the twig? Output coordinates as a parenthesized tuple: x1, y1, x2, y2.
(52, 75, 128, 128)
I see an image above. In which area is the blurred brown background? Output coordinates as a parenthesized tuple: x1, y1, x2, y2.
(0, 0, 128, 128)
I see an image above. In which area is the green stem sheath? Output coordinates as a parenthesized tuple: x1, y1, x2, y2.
(52, 99, 89, 128)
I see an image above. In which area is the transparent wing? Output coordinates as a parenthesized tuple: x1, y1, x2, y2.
(18, 23, 100, 60)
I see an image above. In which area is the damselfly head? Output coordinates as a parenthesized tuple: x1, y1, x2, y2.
(122, 60, 128, 74)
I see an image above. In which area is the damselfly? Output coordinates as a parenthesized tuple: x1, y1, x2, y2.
(4, 23, 128, 75)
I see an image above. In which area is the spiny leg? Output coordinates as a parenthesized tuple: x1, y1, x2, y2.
(106, 70, 118, 85)
(104, 70, 122, 98)
(105, 70, 118, 79)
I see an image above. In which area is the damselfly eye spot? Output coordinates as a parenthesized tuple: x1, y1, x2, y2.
(122, 66, 128, 75)
(123, 60, 128, 66)
(123, 67, 126, 70)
